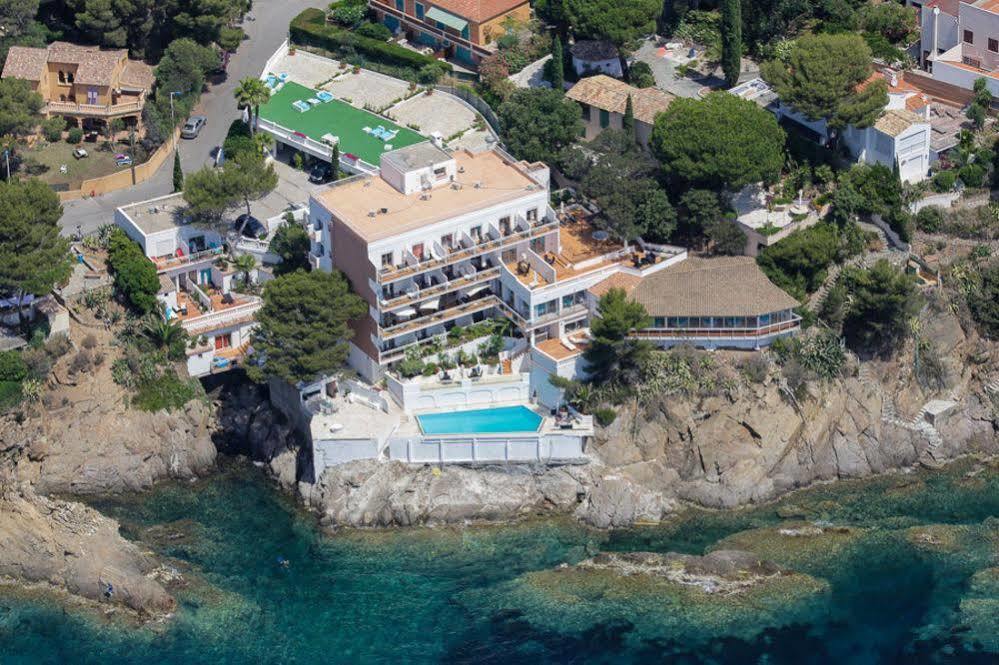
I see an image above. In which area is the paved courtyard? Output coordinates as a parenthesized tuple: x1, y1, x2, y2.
(268, 49, 347, 88)
(386, 91, 478, 138)
(323, 70, 412, 112)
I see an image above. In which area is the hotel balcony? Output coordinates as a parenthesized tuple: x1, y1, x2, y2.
(377, 291, 499, 341)
(152, 246, 225, 274)
(630, 317, 802, 342)
(380, 263, 500, 311)
(171, 284, 262, 337)
(376, 213, 559, 285)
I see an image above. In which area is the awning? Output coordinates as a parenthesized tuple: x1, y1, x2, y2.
(465, 285, 488, 297)
(419, 298, 440, 311)
(396, 307, 417, 318)
(425, 6, 468, 32)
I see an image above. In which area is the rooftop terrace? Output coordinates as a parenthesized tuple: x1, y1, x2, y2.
(314, 149, 544, 243)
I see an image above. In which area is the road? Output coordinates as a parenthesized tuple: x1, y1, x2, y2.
(60, 0, 320, 236)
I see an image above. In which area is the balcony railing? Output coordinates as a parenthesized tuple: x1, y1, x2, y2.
(45, 100, 142, 116)
(530, 302, 588, 329)
(154, 247, 224, 273)
(378, 217, 558, 284)
(256, 118, 379, 173)
(378, 294, 498, 340)
(368, 0, 492, 57)
(381, 265, 500, 310)
(181, 298, 263, 336)
(629, 318, 801, 340)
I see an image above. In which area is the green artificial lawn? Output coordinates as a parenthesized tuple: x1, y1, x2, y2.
(257, 81, 425, 166)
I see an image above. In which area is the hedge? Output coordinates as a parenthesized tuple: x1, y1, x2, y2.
(289, 8, 451, 76)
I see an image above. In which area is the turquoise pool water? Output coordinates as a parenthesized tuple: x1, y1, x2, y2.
(417, 405, 542, 434)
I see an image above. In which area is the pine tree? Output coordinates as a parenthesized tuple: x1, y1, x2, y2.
(172, 150, 184, 192)
(623, 94, 635, 138)
(721, 0, 742, 88)
(550, 37, 565, 91)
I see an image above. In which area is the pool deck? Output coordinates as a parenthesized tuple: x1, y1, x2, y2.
(257, 81, 425, 166)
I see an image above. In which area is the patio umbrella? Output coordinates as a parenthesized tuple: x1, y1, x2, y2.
(419, 298, 440, 312)
(395, 307, 417, 318)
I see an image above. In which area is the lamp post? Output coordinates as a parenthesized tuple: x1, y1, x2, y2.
(169, 90, 183, 149)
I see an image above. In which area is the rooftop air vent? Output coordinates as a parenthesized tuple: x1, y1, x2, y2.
(368, 210, 377, 217)
(474, 181, 482, 189)
(380, 207, 389, 214)
(458, 166, 466, 173)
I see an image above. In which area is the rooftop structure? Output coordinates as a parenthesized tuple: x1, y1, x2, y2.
(1, 41, 153, 128)
(570, 41, 622, 78)
(920, 0, 999, 97)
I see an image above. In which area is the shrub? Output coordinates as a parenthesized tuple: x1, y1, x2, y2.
(329, 3, 366, 26)
(107, 229, 160, 313)
(0, 351, 27, 382)
(132, 370, 202, 412)
(41, 116, 66, 142)
(0, 381, 22, 410)
(628, 61, 656, 88)
(417, 63, 444, 85)
(21, 347, 52, 380)
(81, 333, 98, 349)
(290, 8, 451, 75)
(932, 169, 957, 192)
(959, 163, 986, 188)
(593, 407, 617, 427)
(66, 127, 83, 144)
(914, 206, 944, 233)
(739, 354, 770, 383)
(355, 21, 392, 41)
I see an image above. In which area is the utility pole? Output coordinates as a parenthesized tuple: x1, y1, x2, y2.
(3, 149, 8, 181)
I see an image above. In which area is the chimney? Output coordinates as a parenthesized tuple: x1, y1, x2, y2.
(932, 6, 940, 69)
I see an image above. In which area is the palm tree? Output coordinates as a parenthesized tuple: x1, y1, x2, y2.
(144, 316, 188, 356)
(234, 77, 271, 135)
(232, 253, 256, 285)
(253, 131, 274, 157)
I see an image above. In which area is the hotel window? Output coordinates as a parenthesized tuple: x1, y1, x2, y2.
(66, 71, 73, 83)
(990, 38, 998, 53)
(415, 2, 424, 18)
(654, 317, 666, 328)
(440, 233, 453, 250)
(381, 252, 393, 267)
(433, 166, 446, 178)
(599, 108, 610, 128)
(396, 0, 404, 11)
(526, 208, 538, 222)
(964, 29, 974, 44)
(499, 216, 511, 235)
(469, 225, 482, 242)
(58, 70, 65, 83)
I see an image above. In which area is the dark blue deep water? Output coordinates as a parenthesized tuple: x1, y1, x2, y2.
(0, 457, 996, 664)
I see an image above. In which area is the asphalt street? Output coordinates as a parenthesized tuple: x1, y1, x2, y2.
(59, 0, 321, 237)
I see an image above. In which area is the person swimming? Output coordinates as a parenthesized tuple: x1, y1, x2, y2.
(276, 556, 290, 569)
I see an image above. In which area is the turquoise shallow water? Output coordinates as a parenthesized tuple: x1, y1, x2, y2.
(0, 457, 996, 664)
(417, 405, 542, 434)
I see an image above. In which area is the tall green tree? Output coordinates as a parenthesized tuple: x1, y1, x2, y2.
(183, 152, 278, 226)
(583, 287, 652, 385)
(967, 261, 999, 340)
(761, 33, 887, 131)
(651, 91, 785, 190)
(234, 76, 271, 136)
(107, 229, 160, 313)
(0, 78, 42, 138)
(173, 150, 184, 192)
(498, 88, 582, 164)
(182, 166, 230, 223)
(566, 0, 660, 46)
(720, 0, 742, 88)
(550, 36, 565, 91)
(966, 77, 991, 130)
(0, 179, 70, 327)
(248, 270, 367, 384)
(225, 152, 278, 219)
(622, 93, 635, 137)
(269, 223, 311, 275)
(75, 0, 127, 47)
(841, 259, 919, 357)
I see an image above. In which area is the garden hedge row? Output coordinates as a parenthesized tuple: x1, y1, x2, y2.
(289, 8, 451, 75)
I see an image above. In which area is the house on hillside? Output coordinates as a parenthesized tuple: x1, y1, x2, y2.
(368, 0, 530, 66)
(1, 41, 154, 133)
(114, 193, 263, 378)
(566, 75, 674, 148)
(570, 40, 622, 78)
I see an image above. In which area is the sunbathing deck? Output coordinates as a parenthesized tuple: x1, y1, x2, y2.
(257, 81, 425, 166)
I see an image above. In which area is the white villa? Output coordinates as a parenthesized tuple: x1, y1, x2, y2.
(114, 193, 263, 377)
(920, 0, 999, 96)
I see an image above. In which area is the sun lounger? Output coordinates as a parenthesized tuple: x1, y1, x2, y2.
(307, 97, 320, 105)
(292, 100, 310, 112)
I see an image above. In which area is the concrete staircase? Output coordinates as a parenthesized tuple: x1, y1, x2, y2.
(808, 237, 908, 312)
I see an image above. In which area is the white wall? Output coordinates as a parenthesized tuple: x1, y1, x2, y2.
(387, 433, 586, 464)
(572, 57, 623, 78)
(313, 438, 381, 477)
(386, 373, 531, 413)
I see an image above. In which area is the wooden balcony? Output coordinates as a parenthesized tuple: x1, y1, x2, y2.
(377, 217, 558, 285)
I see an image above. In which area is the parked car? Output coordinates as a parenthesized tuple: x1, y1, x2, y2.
(308, 161, 335, 184)
(181, 115, 207, 139)
(72, 148, 88, 159)
(234, 213, 267, 240)
(114, 153, 132, 166)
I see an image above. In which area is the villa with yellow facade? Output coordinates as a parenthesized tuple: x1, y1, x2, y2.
(1, 41, 154, 131)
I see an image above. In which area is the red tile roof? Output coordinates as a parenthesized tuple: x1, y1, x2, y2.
(428, 0, 528, 23)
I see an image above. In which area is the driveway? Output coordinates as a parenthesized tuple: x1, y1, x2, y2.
(60, 0, 319, 236)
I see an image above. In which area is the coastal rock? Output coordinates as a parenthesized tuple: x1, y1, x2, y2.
(303, 460, 590, 527)
(575, 464, 678, 527)
(0, 482, 173, 616)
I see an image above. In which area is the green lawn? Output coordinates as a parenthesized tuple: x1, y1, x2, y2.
(22, 139, 147, 188)
(257, 81, 425, 166)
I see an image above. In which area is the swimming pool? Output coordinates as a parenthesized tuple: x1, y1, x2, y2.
(417, 405, 542, 435)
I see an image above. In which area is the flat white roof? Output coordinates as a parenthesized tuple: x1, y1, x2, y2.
(116, 192, 191, 236)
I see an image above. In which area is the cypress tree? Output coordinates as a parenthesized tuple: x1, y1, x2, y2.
(551, 37, 565, 91)
(331, 143, 340, 181)
(623, 94, 635, 138)
(721, 0, 742, 88)
(172, 150, 184, 192)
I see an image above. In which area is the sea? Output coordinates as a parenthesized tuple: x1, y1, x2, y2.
(0, 456, 996, 664)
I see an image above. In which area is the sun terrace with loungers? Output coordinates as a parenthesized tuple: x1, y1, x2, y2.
(255, 80, 425, 170)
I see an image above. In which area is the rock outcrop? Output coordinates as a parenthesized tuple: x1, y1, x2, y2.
(0, 478, 174, 617)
